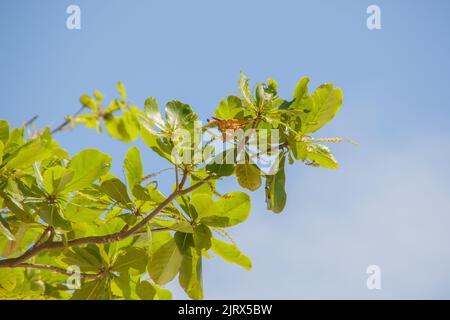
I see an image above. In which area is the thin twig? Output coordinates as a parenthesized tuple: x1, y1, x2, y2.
(24, 115, 39, 128)
(51, 105, 85, 134)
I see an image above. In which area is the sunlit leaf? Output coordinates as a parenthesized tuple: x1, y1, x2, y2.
(265, 156, 287, 213)
(302, 84, 343, 133)
(193, 224, 212, 250)
(71, 276, 112, 300)
(214, 96, 245, 119)
(148, 237, 183, 285)
(64, 149, 112, 192)
(210, 238, 251, 270)
(117, 82, 127, 101)
(0, 120, 9, 145)
(99, 176, 134, 209)
(39, 204, 72, 231)
(124, 146, 143, 191)
(307, 144, 338, 169)
(112, 247, 147, 274)
(135, 281, 156, 300)
(42, 166, 74, 196)
(79, 95, 97, 111)
(199, 192, 250, 227)
(205, 148, 236, 177)
(236, 163, 262, 191)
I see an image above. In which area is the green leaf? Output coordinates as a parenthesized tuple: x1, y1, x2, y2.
(117, 82, 127, 101)
(99, 177, 134, 209)
(39, 204, 72, 231)
(62, 245, 105, 272)
(291, 77, 310, 108)
(165, 100, 196, 130)
(235, 163, 262, 191)
(255, 83, 270, 108)
(112, 247, 147, 274)
(0, 269, 17, 291)
(113, 271, 132, 299)
(94, 90, 104, 106)
(289, 139, 308, 161)
(302, 84, 343, 133)
(179, 245, 203, 300)
(148, 231, 172, 257)
(205, 148, 236, 177)
(64, 149, 112, 192)
(189, 194, 214, 222)
(307, 144, 338, 169)
(136, 281, 157, 300)
(265, 156, 287, 213)
(79, 95, 97, 111)
(42, 166, 74, 196)
(0, 141, 4, 165)
(0, 120, 9, 144)
(190, 170, 216, 199)
(266, 78, 278, 96)
(104, 111, 139, 143)
(65, 202, 104, 224)
(154, 287, 173, 300)
(148, 237, 183, 285)
(5, 133, 58, 169)
(136, 281, 172, 300)
(199, 192, 251, 228)
(3, 127, 23, 155)
(214, 96, 245, 119)
(124, 146, 143, 191)
(144, 97, 165, 130)
(210, 238, 251, 270)
(238, 71, 253, 108)
(174, 232, 203, 299)
(141, 128, 173, 162)
(71, 276, 112, 300)
(0, 219, 15, 241)
(153, 218, 194, 233)
(193, 224, 212, 250)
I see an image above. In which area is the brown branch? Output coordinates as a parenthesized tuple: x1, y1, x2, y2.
(0, 170, 210, 270)
(51, 105, 85, 134)
(24, 115, 39, 128)
(179, 176, 212, 195)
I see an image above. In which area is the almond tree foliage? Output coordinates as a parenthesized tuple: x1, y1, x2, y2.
(0, 72, 347, 300)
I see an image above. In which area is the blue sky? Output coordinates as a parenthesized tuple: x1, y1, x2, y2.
(1, 0, 450, 299)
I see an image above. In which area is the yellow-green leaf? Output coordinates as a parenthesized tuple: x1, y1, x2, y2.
(211, 238, 251, 270)
(236, 163, 262, 191)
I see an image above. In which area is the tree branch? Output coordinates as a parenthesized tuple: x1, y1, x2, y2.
(51, 105, 85, 134)
(0, 170, 211, 271)
(24, 115, 39, 128)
